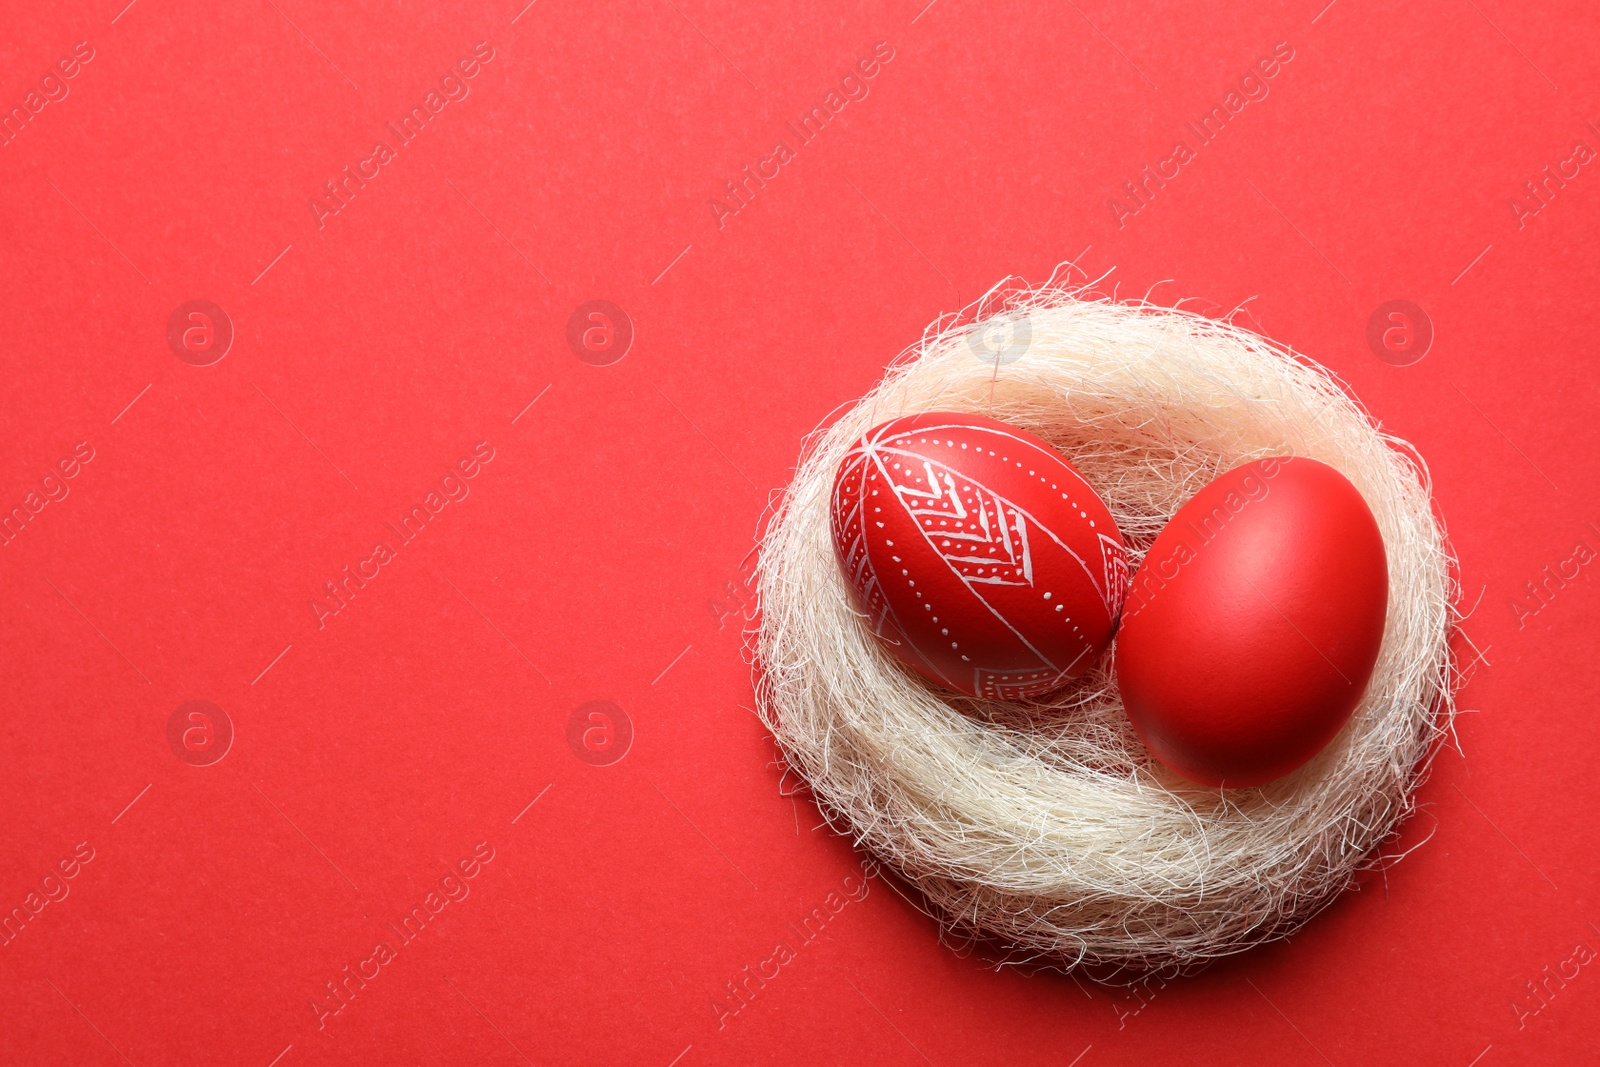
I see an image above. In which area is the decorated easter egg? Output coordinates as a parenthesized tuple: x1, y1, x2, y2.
(830, 412, 1128, 699)
(1115, 457, 1388, 787)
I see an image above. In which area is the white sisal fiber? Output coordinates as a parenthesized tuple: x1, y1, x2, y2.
(752, 277, 1456, 973)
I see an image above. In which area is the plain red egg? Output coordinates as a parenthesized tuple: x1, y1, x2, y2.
(830, 412, 1128, 699)
(1114, 457, 1388, 787)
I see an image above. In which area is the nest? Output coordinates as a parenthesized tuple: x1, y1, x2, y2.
(752, 278, 1456, 974)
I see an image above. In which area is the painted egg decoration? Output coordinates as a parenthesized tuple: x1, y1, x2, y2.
(830, 412, 1128, 699)
(1115, 457, 1389, 787)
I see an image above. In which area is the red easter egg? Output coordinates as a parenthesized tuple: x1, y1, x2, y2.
(1114, 458, 1388, 787)
(830, 412, 1128, 699)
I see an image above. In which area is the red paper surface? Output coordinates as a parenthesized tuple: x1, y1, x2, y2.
(2, 1, 1597, 1064)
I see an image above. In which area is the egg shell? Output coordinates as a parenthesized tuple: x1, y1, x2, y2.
(1114, 457, 1388, 787)
(830, 412, 1128, 699)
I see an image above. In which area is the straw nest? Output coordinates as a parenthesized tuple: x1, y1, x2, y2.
(752, 277, 1455, 973)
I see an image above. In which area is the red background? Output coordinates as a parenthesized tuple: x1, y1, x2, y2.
(2, 0, 1597, 1064)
